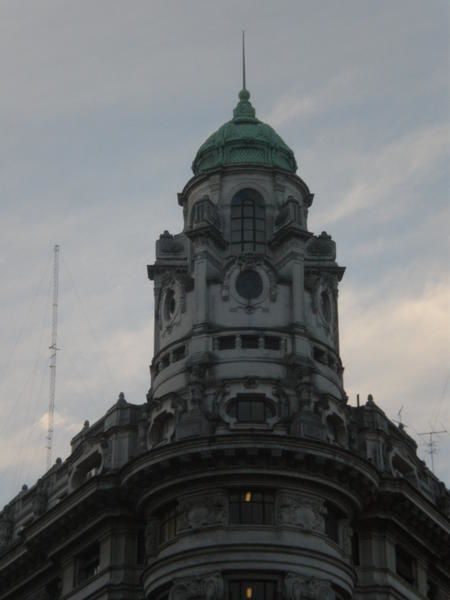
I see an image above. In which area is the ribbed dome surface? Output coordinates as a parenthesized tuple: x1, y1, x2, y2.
(192, 89, 297, 175)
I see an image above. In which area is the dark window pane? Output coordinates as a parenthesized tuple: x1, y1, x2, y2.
(231, 232, 242, 242)
(255, 231, 265, 242)
(231, 219, 242, 231)
(218, 336, 236, 350)
(241, 335, 259, 348)
(243, 206, 254, 217)
(243, 242, 254, 252)
(243, 218, 253, 230)
(264, 336, 281, 350)
(251, 400, 266, 421)
(238, 400, 252, 421)
(255, 219, 266, 231)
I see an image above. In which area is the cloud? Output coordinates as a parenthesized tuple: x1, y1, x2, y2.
(341, 271, 450, 481)
(263, 69, 363, 128)
(317, 122, 449, 225)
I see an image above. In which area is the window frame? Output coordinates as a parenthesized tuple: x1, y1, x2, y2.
(158, 503, 181, 544)
(228, 394, 275, 424)
(228, 575, 280, 599)
(229, 490, 275, 526)
(75, 542, 100, 586)
(230, 189, 266, 253)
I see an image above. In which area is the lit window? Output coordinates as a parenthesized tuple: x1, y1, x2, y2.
(230, 490, 274, 525)
(229, 580, 277, 599)
(231, 189, 265, 253)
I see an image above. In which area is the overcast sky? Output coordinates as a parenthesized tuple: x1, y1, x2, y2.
(0, 0, 448, 508)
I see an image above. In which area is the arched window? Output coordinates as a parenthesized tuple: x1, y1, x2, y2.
(231, 189, 265, 253)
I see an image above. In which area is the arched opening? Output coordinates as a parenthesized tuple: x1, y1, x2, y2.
(150, 412, 174, 447)
(231, 189, 265, 253)
(326, 414, 346, 446)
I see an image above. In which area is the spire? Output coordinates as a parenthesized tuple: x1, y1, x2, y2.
(234, 30, 255, 121)
(242, 30, 246, 91)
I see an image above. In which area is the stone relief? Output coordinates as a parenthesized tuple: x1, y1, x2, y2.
(169, 572, 224, 600)
(277, 493, 326, 533)
(284, 573, 335, 600)
(305, 272, 338, 341)
(177, 493, 227, 532)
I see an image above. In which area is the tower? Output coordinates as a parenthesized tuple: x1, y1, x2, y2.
(143, 84, 351, 598)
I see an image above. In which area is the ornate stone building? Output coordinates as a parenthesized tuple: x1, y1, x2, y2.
(0, 85, 449, 600)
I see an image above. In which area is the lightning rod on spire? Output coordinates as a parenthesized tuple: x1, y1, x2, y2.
(242, 30, 246, 90)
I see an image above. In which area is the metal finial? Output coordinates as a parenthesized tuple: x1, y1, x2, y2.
(242, 30, 246, 90)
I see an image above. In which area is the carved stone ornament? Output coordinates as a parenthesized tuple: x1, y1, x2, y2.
(32, 481, 48, 517)
(169, 572, 224, 600)
(284, 573, 335, 600)
(277, 493, 325, 533)
(177, 493, 227, 532)
(305, 231, 336, 260)
(221, 256, 277, 309)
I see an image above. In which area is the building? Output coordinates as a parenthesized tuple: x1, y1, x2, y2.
(0, 81, 449, 600)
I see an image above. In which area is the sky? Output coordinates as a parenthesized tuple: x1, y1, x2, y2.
(0, 0, 448, 508)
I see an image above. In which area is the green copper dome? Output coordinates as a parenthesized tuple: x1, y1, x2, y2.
(192, 89, 297, 175)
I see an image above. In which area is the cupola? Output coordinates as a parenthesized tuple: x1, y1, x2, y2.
(192, 87, 298, 175)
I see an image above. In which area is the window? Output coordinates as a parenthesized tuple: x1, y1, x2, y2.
(229, 580, 277, 599)
(352, 531, 360, 566)
(136, 528, 146, 565)
(75, 543, 100, 584)
(230, 490, 274, 525)
(396, 545, 416, 585)
(218, 335, 236, 350)
(159, 504, 180, 544)
(45, 578, 62, 600)
(427, 580, 438, 599)
(241, 335, 259, 349)
(172, 345, 186, 362)
(324, 503, 341, 543)
(228, 394, 274, 423)
(163, 288, 176, 320)
(264, 336, 281, 350)
(231, 189, 265, 253)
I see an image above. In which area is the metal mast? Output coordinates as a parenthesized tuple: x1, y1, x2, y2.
(418, 429, 447, 473)
(46, 244, 60, 470)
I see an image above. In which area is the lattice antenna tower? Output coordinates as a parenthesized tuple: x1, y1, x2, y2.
(418, 429, 447, 473)
(46, 244, 60, 470)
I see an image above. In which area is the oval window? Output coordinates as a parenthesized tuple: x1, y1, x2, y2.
(320, 291, 332, 322)
(164, 289, 176, 320)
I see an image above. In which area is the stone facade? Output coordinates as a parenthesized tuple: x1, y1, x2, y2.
(0, 88, 449, 600)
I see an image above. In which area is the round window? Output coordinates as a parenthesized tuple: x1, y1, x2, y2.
(235, 270, 263, 300)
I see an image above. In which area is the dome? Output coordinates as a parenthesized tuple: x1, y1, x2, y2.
(192, 89, 298, 175)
